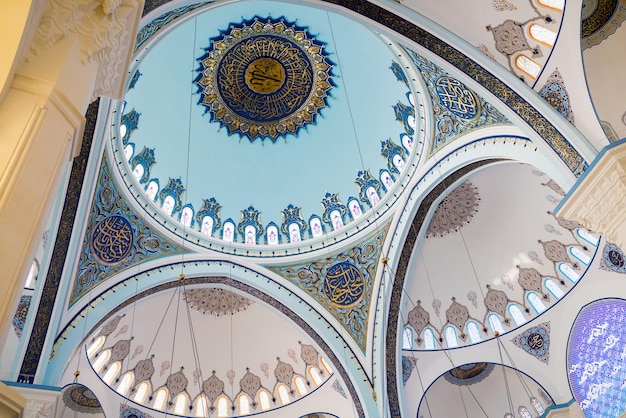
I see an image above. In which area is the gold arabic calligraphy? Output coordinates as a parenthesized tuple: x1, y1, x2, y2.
(91, 215, 133, 265)
(435, 76, 480, 119)
(323, 262, 365, 308)
(245, 58, 286, 94)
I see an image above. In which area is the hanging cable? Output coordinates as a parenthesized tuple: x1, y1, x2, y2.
(497, 335, 516, 414)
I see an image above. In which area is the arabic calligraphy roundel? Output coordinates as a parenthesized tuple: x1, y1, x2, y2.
(90, 215, 134, 265)
(323, 261, 365, 308)
(195, 17, 333, 142)
(434, 76, 481, 120)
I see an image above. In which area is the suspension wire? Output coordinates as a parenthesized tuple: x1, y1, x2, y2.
(182, 278, 206, 417)
(168, 286, 183, 396)
(145, 286, 179, 357)
(497, 335, 516, 414)
(458, 385, 470, 418)
(500, 337, 535, 399)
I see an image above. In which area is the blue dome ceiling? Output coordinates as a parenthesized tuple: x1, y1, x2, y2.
(114, 0, 419, 247)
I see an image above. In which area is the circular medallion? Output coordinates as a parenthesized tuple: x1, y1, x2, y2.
(444, 363, 494, 386)
(196, 17, 333, 141)
(521, 327, 549, 357)
(434, 76, 481, 119)
(90, 215, 134, 265)
(323, 262, 365, 308)
(609, 249, 625, 268)
(603, 243, 626, 272)
(62, 383, 103, 413)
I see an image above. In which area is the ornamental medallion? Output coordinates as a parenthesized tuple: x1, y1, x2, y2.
(323, 261, 365, 308)
(90, 215, 134, 265)
(434, 76, 481, 119)
(195, 17, 333, 141)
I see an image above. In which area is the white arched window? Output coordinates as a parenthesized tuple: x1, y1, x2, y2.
(320, 357, 333, 375)
(181, 206, 193, 228)
(407, 114, 416, 129)
(401, 134, 413, 152)
(330, 210, 343, 231)
(162, 195, 175, 216)
(294, 376, 308, 396)
(509, 304, 527, 326)
(577, 229, 599, 247)
(146, 180, 159, 201)
(308, 366, 323, 386)
(124, 144, 134, 161)
(444, 326, 459, 348)
(103, 362, 121, 385)
(403, 327, 414, 349)
(488, 314, 505, 335)
(222, 221, 235, 242)
(92, 349, 111, 373)
(217, 395, 229, 417)
(559, 263, 580, 283)
(266, 225, 279, 245)
(86, 336, 106, 359)
(544, 278, 564, 299)
(194, 395, 209, 417)
(407, 92, 415, 106)
(467, 322, 482, 344)
(200, 216, 213, 236)
(258, 389, 271, 411)
(393, 154, 406, 172)
(174, 392, 189, 415)
(381, 171, 395, 191)
(238, 394, 251, 415)
(288, 223, 301, 243)
(527, 292, 547, 314)
(120, 124, 127, 138)
(423, 328, 436, 350)
(531, 397, 545, 414)
(244, 225, 257, 245)
(515, 55, 541, 79)
(570, 247, 591, 266)
(277, 384, 290, 405)
(134, 381, 150, 403)
(132, 164, 144, 180)
(529, 23, 557, 47)
(366, 187, 380, 207)
(116, 372, 134, 396)
(537, 0, 564, 12)
(153, 388, 168, 410)
(310, 217, 323, 238)
(348, 199, 362, 219)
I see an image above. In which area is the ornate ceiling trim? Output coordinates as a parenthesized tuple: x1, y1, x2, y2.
(581, 0, 626, 49)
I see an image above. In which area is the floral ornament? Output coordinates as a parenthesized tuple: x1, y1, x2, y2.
(426, 181, 480, 238)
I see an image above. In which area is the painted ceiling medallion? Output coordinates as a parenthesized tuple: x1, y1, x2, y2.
(444, 363, 494, 386)
(426, 180, 480, 238)
(195, 17, 333, 141)
(184, 288, 253, 316)
(61, 383, 103, 413)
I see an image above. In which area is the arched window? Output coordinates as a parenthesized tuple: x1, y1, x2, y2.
(174, 392, 189, 415)
(488, 314, 505, 335)
(467, 322, 482, 344)
(103, 361, 121, 385)
(116, 371, 134, 396)
(244, 225, 257, 245)
(162, 195, 175, 216)
(423, 328, 436, 350)
(544, 278, 565, 299)
(348, 199, 362, 219)
(401, 134, 413, 152)
(407, 114, 416, 129)
(217, 395, 229, 417)
(366, 187, 380, 207)
(559, 263, 580, 283)
(509, 304, 527, 326)
(134, 381, 150, 403)
(153, 387, 169, 410)
(238, 394, 251, 415)
(146, 180, 159, 201)
(294, 375, 308, 396)
(403, 326, 414, 349)
(330, 210, 343, 231)
(407, 92, 415, 107)
(393, 154, 406, 172)
(515, 55, 541, 79)
(536, 0, 564, 12)
(24, 259, 39, 289)
(518, 406, 532, 418)
(181, 206, 193, 228)
(222, 221, 235, 242)
(531, 397, 545, 414)
(120, 124, 127, 138)
(266, 225, 279, 245)
(258, 389, 271, 411)
(444, 326, 459, 348)
(527, 292, 547, 313)
(320, 357, 333, 375)
(380, 171, 395, 191)
(308, 366, 323, 386)
(87, 336, 106, 359)
(529, 24, 557, 47)
(194, 395, 209, 417)
(288, 223, 301, 243)
(92, 349, 111, 373)
(310, 217, 323, 238)
(570, 247, 591, 266)
(277, 384, 290, 405)
(576, 229, 599, 247)
(200, 216, 213, 236)
(124, 144, 134, 161)
(132, 164, 144, 180)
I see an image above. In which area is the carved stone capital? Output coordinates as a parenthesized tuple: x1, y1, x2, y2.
(7, 385, 60, 418)
(557, 141, 626, 250)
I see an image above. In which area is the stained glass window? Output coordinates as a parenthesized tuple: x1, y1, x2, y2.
(266, 225, 279, 244)
(288, 222, 301, 243)
(403, 327, 414, 349)
(201, 216, 213, 236)
(509, 304, 527, 326)
(445, 326, 459, 348)
(366, 186, 380, 207)
(132, 164, 144, 180)
(381, 171, 395, 191)
(349, 199, 363, 219)
(401, 134, 413, 152)
(518, 406, 532, 418)
(467, 322, 482, 344)
(423, 328, 437, 349)
(310, 217, 323, 238)
(393, 154, 406, 172)
(181, 206, 193, 228)
(330, 210, 343, 231)
(488, 314, 505, 335)
(244, 225, 257, 245)
(531, 397, 545, 414)
(146, 180, 159, 201)
(162, 195, 175, 216)
(222, 221, 235, 242)
(529, 24, 557, 47)
(515, 55, 541, 79)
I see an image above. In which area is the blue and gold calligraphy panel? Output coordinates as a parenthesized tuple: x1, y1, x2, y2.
(90, 215, 134, 265)
(434, 76, 480, 120)
(265, 222, 389, 352)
